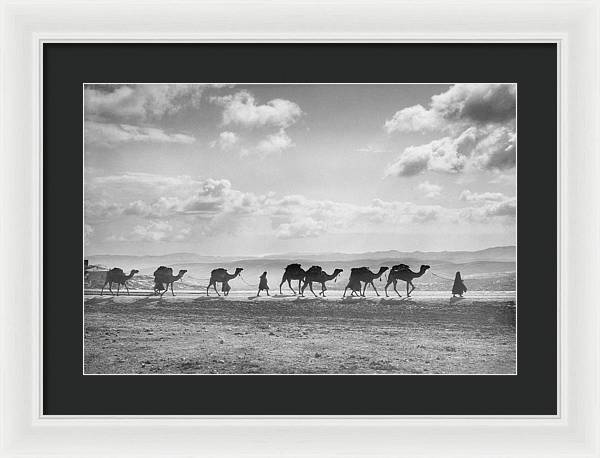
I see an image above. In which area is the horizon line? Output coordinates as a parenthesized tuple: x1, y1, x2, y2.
(85, 244, 516, 259)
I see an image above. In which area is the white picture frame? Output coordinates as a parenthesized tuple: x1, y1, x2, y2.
(1, 0, 598, 456)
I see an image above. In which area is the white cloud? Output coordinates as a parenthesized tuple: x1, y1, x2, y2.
(459, 190, 516, 221)
(418, 181, 442, 198)
(384, 84, 516, 177)
(85, 121, 195, 146)
(489, 172, 516, 185)
(85, 200, 125, 220)
(275, 217, 326, 239)
(209, 131, 239, 150)
(385, 83, 516, 134)
(459, 189, 506, 203)
(251, 129, 294, 156)
(86, 174, 516, 242)
(385, 125, 515, 177)
(91, 173, 197, 190)
(211, 90, 302, 129)
(84, 84, 229, 123)
(385, 104, 443, 133)
(111, 221, 192, 242)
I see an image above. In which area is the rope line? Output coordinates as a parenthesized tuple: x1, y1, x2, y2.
(429, 271, 455, 281)
(238, 273, 258, 288)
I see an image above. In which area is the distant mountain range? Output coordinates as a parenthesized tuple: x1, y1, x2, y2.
(86, 246, 516, 277)
(259, 246, 516, 263)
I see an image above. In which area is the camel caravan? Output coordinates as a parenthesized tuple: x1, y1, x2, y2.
(95, 262, 432, 299)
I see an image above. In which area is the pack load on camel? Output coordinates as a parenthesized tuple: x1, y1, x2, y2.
(343, 266, 389, 297)
(153, 266, 171, 292)
(301, 265, 343, 297)
(153, 266, 188, 297)
(279, 263, 307, 295)
(304, 265, 323, 277)
(391, 264, 410, 272)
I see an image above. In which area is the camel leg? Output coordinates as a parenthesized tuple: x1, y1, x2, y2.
(300, 280, 307, 296)
(384, 279, 393, 297)
(320, 283, 326, 297)
(257, 289, 260, 297)
(288, 279, 296, 295)
(408, 281, 415, 296)
(108, 282, 114, 296)
(125, 283, 130, 296)
(298, 280, 302, 295)
(361, 282, 367, 297)
(171, 282, 175, 296)
(308, 282, 317, 297)
(343, 286, 348, 298)
(279, 276, 287, 295)
(394, 281, 402, 297)
(213, 283, 220, 297)
(206, 283, 211, 296)
(371, 282, 380, 296)
(100, 281, 108, 296)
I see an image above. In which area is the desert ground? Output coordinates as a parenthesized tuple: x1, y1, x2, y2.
(84, 291, 516, 375)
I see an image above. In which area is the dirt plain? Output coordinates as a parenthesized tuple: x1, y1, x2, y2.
(84, 294, 516, 375)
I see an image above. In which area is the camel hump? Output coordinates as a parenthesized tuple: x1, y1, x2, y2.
(154, 266, 172, 276)
(392, 264, 409, 271)
(211, 268, 228, 275)
(306, 265, 322, 275)
(351, 267, 369, 272)
(286, 263, 302, 270)
(109, 267, 124, 275)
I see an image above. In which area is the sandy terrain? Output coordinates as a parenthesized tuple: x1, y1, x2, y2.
(84, 293, 516, 375)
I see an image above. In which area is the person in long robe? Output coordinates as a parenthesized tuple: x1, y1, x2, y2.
(221, 280, 231, 296)
(257, 272, 270, 297)
(452, 271, 467, 297)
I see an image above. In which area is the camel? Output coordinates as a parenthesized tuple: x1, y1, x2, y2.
(343, 266, 389, 297)
(384, 264, 430, 297)
(301, 266, 343, 297)
(279, 263, 306, 295)
(101, 268, 139, 296)
(342, 267, 388, 297)
(153, 266, 187, 297)
(207, 267, 243, 296)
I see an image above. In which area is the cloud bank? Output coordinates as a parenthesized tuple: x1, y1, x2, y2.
(86, 174, 515, 243)
(385, 84, 516, 177)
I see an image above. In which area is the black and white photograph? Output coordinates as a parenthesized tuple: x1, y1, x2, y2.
(83, 83, 517, 375)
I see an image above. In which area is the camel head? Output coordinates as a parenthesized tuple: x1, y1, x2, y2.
(127, 269, 139, 279)
(234, 267, 244, 274)
(376, 266, 390, 277)
(420, 265, 431, 273)
(177, 269, 188, 278)
(333, 268, 343, 276)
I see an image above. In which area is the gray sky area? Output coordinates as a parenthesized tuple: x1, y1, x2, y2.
(84, 83, 516, 256)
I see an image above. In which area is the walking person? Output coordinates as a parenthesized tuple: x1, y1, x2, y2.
(222, 280, 231, 296)
(452, 271, 467, 297)
(257, 272, 270, 297)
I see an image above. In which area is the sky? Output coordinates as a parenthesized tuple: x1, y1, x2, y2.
(84, 83, 516, 256)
